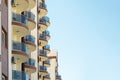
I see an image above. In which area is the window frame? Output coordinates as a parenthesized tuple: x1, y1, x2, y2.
(2, 74, 6, 80)
(2, 27, 8, 49)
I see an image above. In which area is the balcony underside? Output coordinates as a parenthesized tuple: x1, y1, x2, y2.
(38, 23, 48, 32)
(44, 63, 50, 67)
(44, 49, 50, 54)
(12, 0, 29, 13)
(24, 41, 36, 53)
(46, 35, 51, 40)
(39, 39, 48, 46)
(39, 71, 47, 76)
(28, 18, 36, 31)
(56, 78, 61, 80)
(38, 7, 48, 18)
(46, 22, 50, 27)
(40, 55, 47, 61)
(38, 0, 42, 2)
(27, 0, 36, 10)
(12, 50, 29, 63)
(12, 22, 29, 37)
(24, 64, 36, 74)
(44, 77, 50, 80)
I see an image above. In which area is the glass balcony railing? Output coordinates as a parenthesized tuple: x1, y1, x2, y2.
(44, 59, 50, 64)
(12, 41, 28, 53)
(44, 45, 50, 50)
(38, 2, 47, 9)
(44, 30, 50, 35)
(44, 16, 50, 23)
(25, 12, 35, 21)
(39, 66, 47, 71)
(39, 34, 47, 40)
(40, 50, 47, 56)
(25, 58, 35, 66)
(12, 13, 28, 27)
(44, 74, 50, 78)
(12, 70, 26, 80)
(24, 35, 35, 44)
(39, 16, 50, 24)
(56, 74, 61, 79)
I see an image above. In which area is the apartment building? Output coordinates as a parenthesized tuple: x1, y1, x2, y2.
(0, 0, 62, 80)
(48, 50, 62, 80)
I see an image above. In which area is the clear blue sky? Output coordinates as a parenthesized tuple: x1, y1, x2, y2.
(46, 0, 120, 80)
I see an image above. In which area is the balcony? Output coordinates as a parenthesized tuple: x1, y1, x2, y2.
(38, 0, 42, 2)
(38, 2, 47, 18)
(23, 35, 36, 53)
(45, 17, 50, 27)
(44, 59, 50, 67)
(39, 50, 47, 61)
(44, 30, 50, 40)
(27, 0, 36, 10)
(12, 41, 29, 63)
(11, 0, 29, 13)
(44, 74, 50, 80)
(39, 34, 48, 46)
(56, 75, 61, 80)
(12, 13, 29, 37)
(12, 70, 26, 80)
(39, 66, 47, 76)
(24, 58, 36, 74)
(43, 45, 50, 54)
(25, 12, 36, 31)
(38, 17, 50, 32)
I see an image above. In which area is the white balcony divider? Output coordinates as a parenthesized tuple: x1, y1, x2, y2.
(8, 0, 12, 80)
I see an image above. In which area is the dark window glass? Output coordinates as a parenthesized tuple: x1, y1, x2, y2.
(2, 30, 5, 47)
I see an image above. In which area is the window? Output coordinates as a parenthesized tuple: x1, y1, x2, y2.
(4, 0, 8, 6)
(2, 75, 6, 80)
(2, 27, 7, 48)
(2, 30, 5, 47)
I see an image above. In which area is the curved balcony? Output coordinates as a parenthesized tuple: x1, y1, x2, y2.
(44, 30, 50, 40)
(39, 34, 48, 46)
(43, 45, 50, 54)
(39, 50, 47, 61)
(44, 74, 50, 80)
(12, 13, 29, 37)
(23, 35, 36, 53)
(12, 41, 29, 63)
(44, 59, 50, 67)
(27, 0, 36, 10)
(24, 58, 36, 74)
(11, 0, 29, 13)
(38, 17, 50, 32)
(12, 70, 26, 80)
(56, 75, 61, 80)
(25, 12, 36, 31)
(39, 66, 47, 76)
(38, 0, 42, 2)
(45, 17, 50, 27)
(38, 2, 47, 18)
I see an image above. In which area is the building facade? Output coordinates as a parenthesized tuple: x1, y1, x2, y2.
(48, 50, 62, 80)
(0, 0, 62, 80)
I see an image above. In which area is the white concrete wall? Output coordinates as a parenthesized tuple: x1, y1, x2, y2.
(8, 0, 12, 79)
(30, 1, 38, 79)
(0, 0, 1, 79)
(48, 49, 58, 57)
(48, 50, 58, 80)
